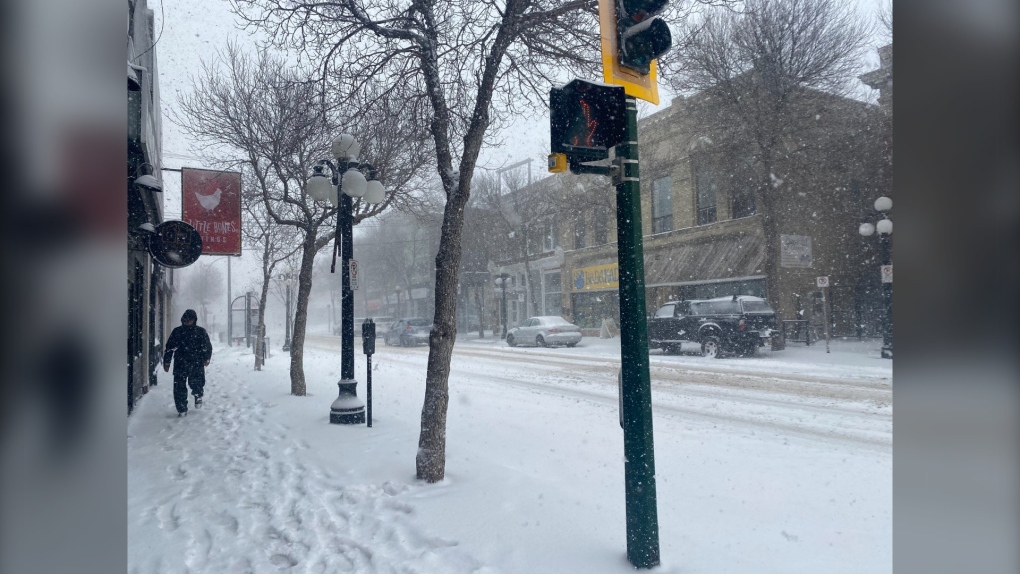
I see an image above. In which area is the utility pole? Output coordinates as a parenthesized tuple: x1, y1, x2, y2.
(227, 256, 232, 346)
(545, 0, 671, 565)
(614, 95, 659, 568)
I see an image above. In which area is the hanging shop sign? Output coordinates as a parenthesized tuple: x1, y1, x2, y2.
(572, 262, 619, 291)
(182, 167, 242, 256)
(149, 220, 203, 268)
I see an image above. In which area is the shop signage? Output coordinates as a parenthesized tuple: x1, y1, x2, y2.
(182, 167, 242, 256)
(149, 220, 203, 268)
(572, 262, 619, 291)
(780, 235, 813, 268)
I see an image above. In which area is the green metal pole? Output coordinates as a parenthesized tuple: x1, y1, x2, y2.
(615, 95, 660, 568)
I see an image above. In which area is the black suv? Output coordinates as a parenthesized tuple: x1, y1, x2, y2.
(648, 295, 776, 358)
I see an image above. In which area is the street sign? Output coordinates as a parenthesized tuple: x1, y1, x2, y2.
(350, 259, 360, 290)
(881, 265, 893, 283)
(816, 276, 830, 288)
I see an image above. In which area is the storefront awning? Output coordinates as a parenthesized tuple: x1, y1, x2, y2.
(644, 233, 765, 286)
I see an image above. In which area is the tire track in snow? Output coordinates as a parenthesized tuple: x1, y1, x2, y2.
(306, 337, 890, 449)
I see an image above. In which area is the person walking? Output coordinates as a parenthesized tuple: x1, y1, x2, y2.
(163, 309, 213, 416)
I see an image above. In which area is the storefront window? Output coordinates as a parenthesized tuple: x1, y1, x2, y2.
(543, 272, 562, 316)
(570, 291, 620, 329)
(574, 211, 586, 248)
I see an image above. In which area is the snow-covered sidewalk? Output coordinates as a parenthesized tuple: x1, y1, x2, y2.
(129, 340, 891, 573)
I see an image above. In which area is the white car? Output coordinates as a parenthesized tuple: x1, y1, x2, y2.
(506, 316, 582, 348)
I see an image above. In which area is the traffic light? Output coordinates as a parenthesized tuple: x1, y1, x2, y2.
(550, 79, 627, 165)
(616, 0, 672, 75)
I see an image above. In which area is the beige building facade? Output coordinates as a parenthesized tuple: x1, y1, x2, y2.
(496, 82, 890, 339)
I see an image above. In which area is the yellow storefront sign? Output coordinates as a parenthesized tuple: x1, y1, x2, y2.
(572, 263, 619, 291)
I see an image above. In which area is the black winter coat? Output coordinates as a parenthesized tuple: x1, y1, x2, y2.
(163, 324, 213, 374)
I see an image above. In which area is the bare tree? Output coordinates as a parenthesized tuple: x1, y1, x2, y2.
(357, 210, 442, 320)
(472, 167, 554, 319)
(231, 0, 722, 482)
(240, 168, 301, 371)
(177, 44, 432, 395)
(667, 0, 872, 348)
(877, 0, 892, 42)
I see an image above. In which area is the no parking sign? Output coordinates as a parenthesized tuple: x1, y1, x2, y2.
(881, 265, 893, 283)
(350, 260, 360, 290)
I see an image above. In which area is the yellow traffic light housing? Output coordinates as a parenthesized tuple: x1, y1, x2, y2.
(598, 0, 668, 105)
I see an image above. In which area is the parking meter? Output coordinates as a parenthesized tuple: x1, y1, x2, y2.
(362, 319, 376, 355)
(362, 319, 376, 427)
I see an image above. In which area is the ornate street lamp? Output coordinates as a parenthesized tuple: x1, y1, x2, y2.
(305, 134, 388, 424)
(493, 273, 511, 339)
(859, 196, 893, 359)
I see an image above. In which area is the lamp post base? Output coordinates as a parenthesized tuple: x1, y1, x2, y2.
(881, 333, 893, 359)
(329, 379, 366, 424)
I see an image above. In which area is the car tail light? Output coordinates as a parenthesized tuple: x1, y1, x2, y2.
(738, 318, 746, 330)
(548, 328, 561, 334)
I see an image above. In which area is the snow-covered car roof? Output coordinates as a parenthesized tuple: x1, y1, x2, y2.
(661, 296, 767, 306)
(532, 316, 575, 325)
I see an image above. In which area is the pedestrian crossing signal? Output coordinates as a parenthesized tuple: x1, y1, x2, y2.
(549, 79, 627, 164)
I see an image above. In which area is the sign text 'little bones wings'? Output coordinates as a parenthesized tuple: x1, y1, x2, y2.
(182, 168, 242, 256)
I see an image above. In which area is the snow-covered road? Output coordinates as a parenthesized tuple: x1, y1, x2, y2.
(129, 336, 891, 573)
(308, 335, 892, 448)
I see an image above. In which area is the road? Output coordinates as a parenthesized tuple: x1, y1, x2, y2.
(305, 334, 892, 450)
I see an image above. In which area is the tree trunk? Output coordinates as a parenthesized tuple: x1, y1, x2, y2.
(758, 158, 786, 350)
(254, 267, 271, 371)
(288, 236, 317, 395)
(474, 287, 485, 338)
(416, 193, 469, 482)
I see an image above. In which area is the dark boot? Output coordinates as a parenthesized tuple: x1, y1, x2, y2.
(173, 375, 189, 414)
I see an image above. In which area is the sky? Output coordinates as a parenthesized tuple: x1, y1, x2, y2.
(152, 0, 887, 297)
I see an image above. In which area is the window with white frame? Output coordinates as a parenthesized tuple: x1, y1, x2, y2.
(651, 176, 673, 233)
(693, 155, 718, 225)
(543, 272, 562, 316)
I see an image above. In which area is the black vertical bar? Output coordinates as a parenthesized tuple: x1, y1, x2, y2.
(340, 192, 355, 381)
(880, 234, 893, 358)
(616, 95, 660, 569)
(366, 354, 373, 427)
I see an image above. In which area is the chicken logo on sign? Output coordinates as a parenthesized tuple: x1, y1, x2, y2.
(194, 188, 223, 212)
(182, 168, 242, 256)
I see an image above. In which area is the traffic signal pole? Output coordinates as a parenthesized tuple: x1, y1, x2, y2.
(615, 95, 660, 568)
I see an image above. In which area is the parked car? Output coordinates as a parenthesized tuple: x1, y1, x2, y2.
(338, 316, 396, 336)
(506, 316, 583, 348)
(647, 295, 776, 358)
(383, 318, 432, 347)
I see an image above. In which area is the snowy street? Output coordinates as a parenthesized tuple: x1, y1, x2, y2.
(128, 336, 891, 573)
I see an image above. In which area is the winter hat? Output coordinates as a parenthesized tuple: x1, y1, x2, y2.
(181, 309, 198, 324)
